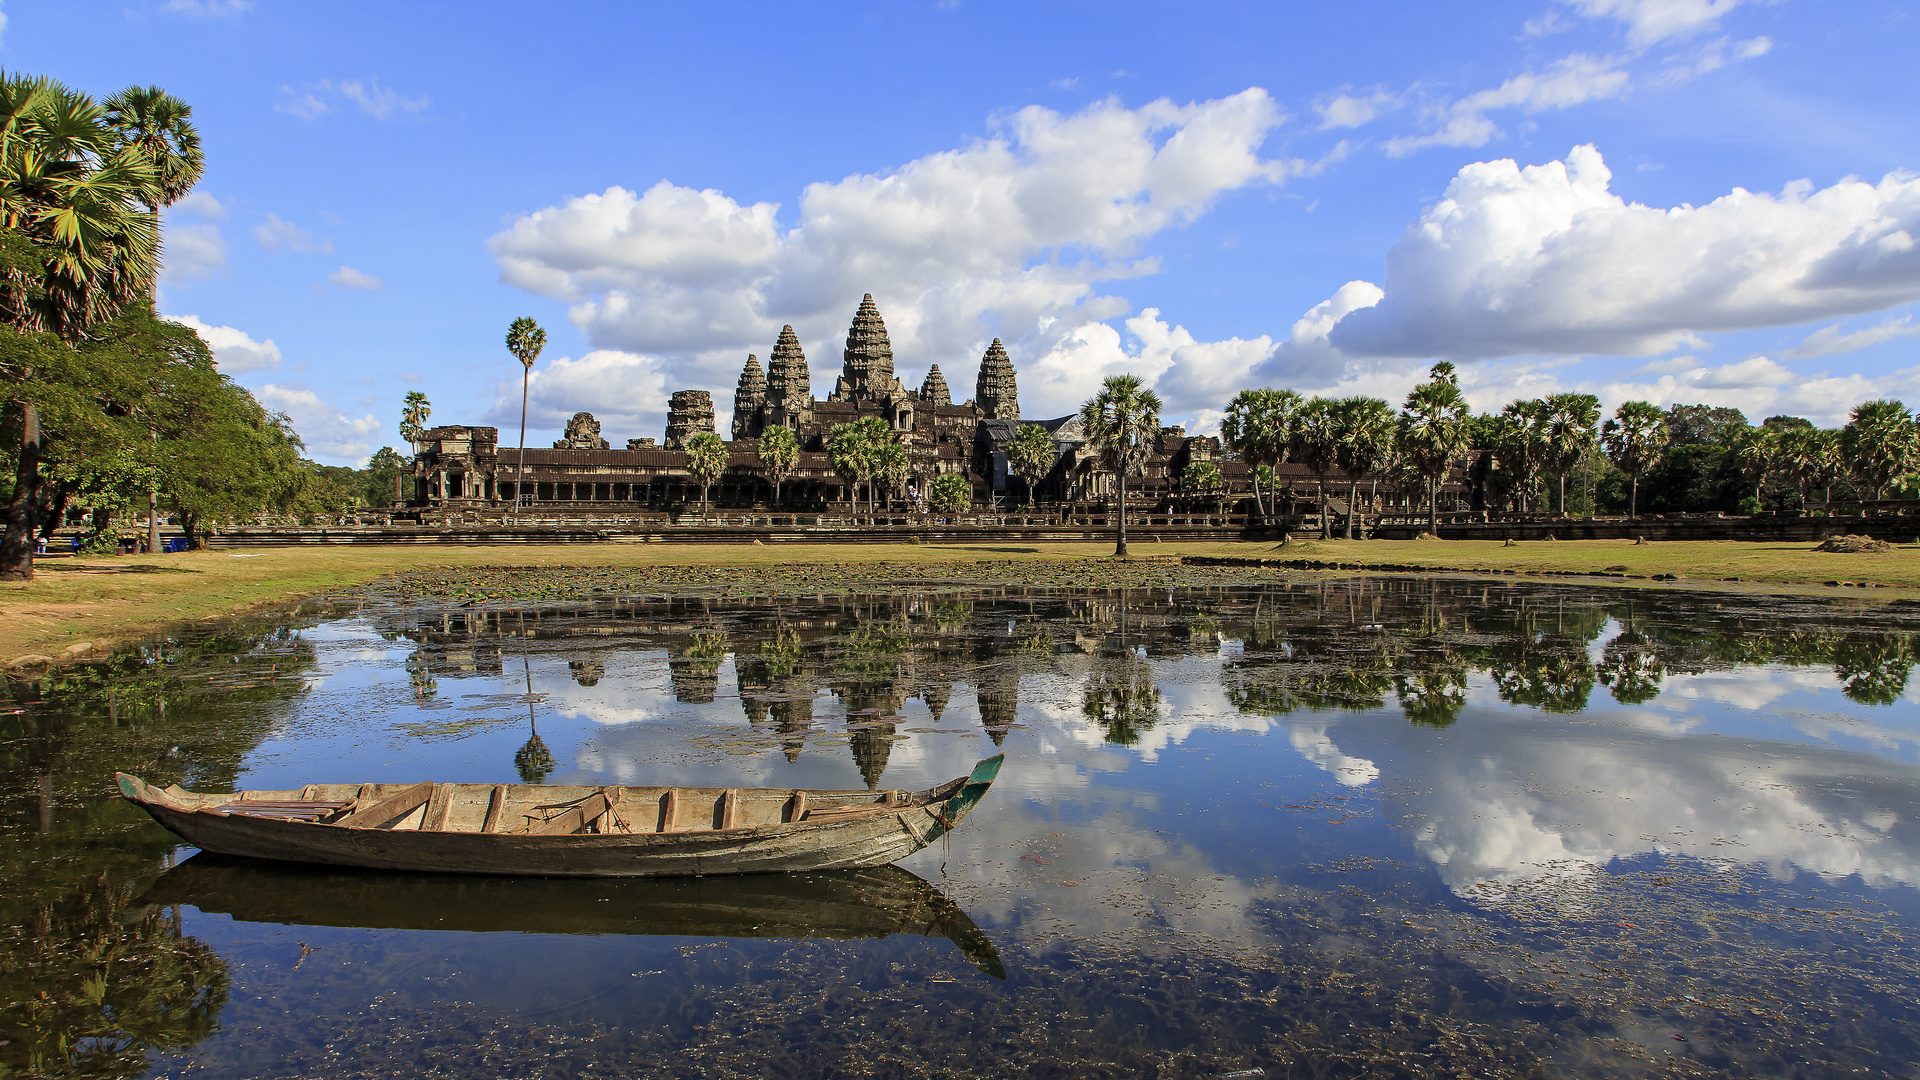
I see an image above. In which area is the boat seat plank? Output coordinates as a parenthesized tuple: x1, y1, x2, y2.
(528, 792, 613, 836)
(335, 781, 434, 829)
(204, 799, 352, 822)
(788, 791, 808, 823)
(660, 789, 678, 833)
(422, 784, 455, 832)
(720, 790, 738, 831)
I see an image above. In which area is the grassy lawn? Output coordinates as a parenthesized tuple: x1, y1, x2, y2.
(3, 535, 1915, 664)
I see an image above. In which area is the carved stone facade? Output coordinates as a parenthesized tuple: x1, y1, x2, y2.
(828, 294, 907, 405)
(664, 390, 715, 450)
(553, 412, 609, 450)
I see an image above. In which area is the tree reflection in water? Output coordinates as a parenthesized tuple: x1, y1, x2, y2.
(0, 619, 317, 1077)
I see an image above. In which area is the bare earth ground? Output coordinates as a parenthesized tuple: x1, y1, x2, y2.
(3, 536, 1918, 665)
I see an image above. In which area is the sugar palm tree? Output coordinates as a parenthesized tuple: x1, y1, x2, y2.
(1731, 426, 1779, 509)
(1493, 401, 1548, 513)
(1398, 367, 1471, 533)
(505, 317, 545, 520)
(684, 430, 727, 512)
(756, 424, 799, 507)
(1840, 399, 1916, 502)
(1540, 392, 1600, 516)
(1221, 387, 1302, 518)
(104, 86, 203, 555)
(0, 75, 164, 581)
(1290, 398, 1340, 538)
(1781, 426, 1840, 512)
(1079, 373, 1162, 557)
(1332, 396, 1396, 539)
(1601, 400, 1666, 519)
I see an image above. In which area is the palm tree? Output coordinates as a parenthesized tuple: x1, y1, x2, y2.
(756, 424, 799, 508)
(827, 416, 893, 512)
(101, 86, 203, 294)
(1398, 367, 1471, 533)
(1221, 387, 1303, 519)
(1731, 426, 1778, 510)
(1332, 397, 1396, 538)
(1493, 401, 1547, 513)
(684, 430, 727, 512)
(0, 75, 164, 581)
(1009, 422, 1056, 507)
(104, 86, 203, 556)
(1782, 426, 1841, 512)
(1540, 392, 1600, 515)
(1078, 373, 1162, 557)
(1290, 398, 1340, 538)
(504, 317, 545, 520)
(1601, 400, 1666, 518)
(1840, 399, 1916, 503)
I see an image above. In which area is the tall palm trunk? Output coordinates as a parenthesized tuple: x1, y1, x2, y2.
(515, 367, 530, 522)
(1115, 468, 1128, 557)
(1345, 479, 1359, 539)
(1428, 474, 1439, 534)
(1629, 472, 1639, 519)
(1316, 477, 1329, 539)
(0, 401, 42, 581)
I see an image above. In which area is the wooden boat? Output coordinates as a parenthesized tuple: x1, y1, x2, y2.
(140, 854, 1005, 977)
(116, 753, 1004, 878)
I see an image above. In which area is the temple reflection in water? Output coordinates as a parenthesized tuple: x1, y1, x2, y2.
(376, 578, 1920, 787)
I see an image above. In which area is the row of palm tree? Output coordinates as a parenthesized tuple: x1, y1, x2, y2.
(1221, 364, 1474, 537)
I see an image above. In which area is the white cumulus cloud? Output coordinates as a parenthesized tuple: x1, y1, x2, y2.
(327, 265, 384, 290)
(253, 383, 382, 462)
(490, 89, 1298, 426)
(479, 350, 672, 447)
(1322, 145, 1920, 362)
(166, 314, 283, 374)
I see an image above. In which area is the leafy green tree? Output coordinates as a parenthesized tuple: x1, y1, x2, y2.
(684, 430, 727, 511)
(1601, 400, 1667, 518)
(1008, 422, 1055, 506)
(399, 389, 432, 445)
(873, 433, 908, 511)
(1664, 403, 1748, 447)
(1840, 399, 1916, 502)
(928, 472, 971, 512)
(1331, 396, 1395, 539)
(1079, 373, 1162, 556)
(504, 317, 544, 515)
(1181, 460, 1223, 505)
(0, 74, 167, 580)
(363, 446, 407, 508)
(1398, 365, 1471, 533)
(1540, 392, 1600, 515)
(1290, 397, 1340, 538)
(756, 423, 799, 507)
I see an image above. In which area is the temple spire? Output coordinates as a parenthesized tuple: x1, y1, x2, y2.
(765, 325, 811, 412)
(974, 338, 1019, 421)
(919, 364, 951, 407)
(732, 354, 766, 440)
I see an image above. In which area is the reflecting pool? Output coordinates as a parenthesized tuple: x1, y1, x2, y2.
(7, 577, 1920, 1077)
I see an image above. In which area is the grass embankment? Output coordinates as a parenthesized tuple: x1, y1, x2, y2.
(2, 536, 1915, 665)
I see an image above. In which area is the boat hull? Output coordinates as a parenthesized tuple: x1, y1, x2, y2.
(117, 755, 1003, 878)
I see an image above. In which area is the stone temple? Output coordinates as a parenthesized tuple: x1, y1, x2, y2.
(405, 293, 1229, 516)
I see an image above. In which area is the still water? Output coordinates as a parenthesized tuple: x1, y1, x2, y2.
(6, 577, 1920, 1078)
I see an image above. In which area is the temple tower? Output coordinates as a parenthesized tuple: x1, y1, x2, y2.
(732, 354, 765, 440)
(974, 338, 1019, 421)
(919, 364, 951, 407)
(764, 324, 812, 429)
(664, 390, 715, 449)
(831, 294, 904, 403)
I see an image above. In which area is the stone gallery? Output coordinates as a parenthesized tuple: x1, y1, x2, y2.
(405, 294, 1232, 517)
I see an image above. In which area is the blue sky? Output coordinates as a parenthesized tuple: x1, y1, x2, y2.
(14, 0, 1920, 464)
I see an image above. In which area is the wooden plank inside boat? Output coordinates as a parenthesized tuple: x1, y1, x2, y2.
(335, 781, 433, 829)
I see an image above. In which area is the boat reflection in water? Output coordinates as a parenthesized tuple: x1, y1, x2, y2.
(140, 854, 1006, 979)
